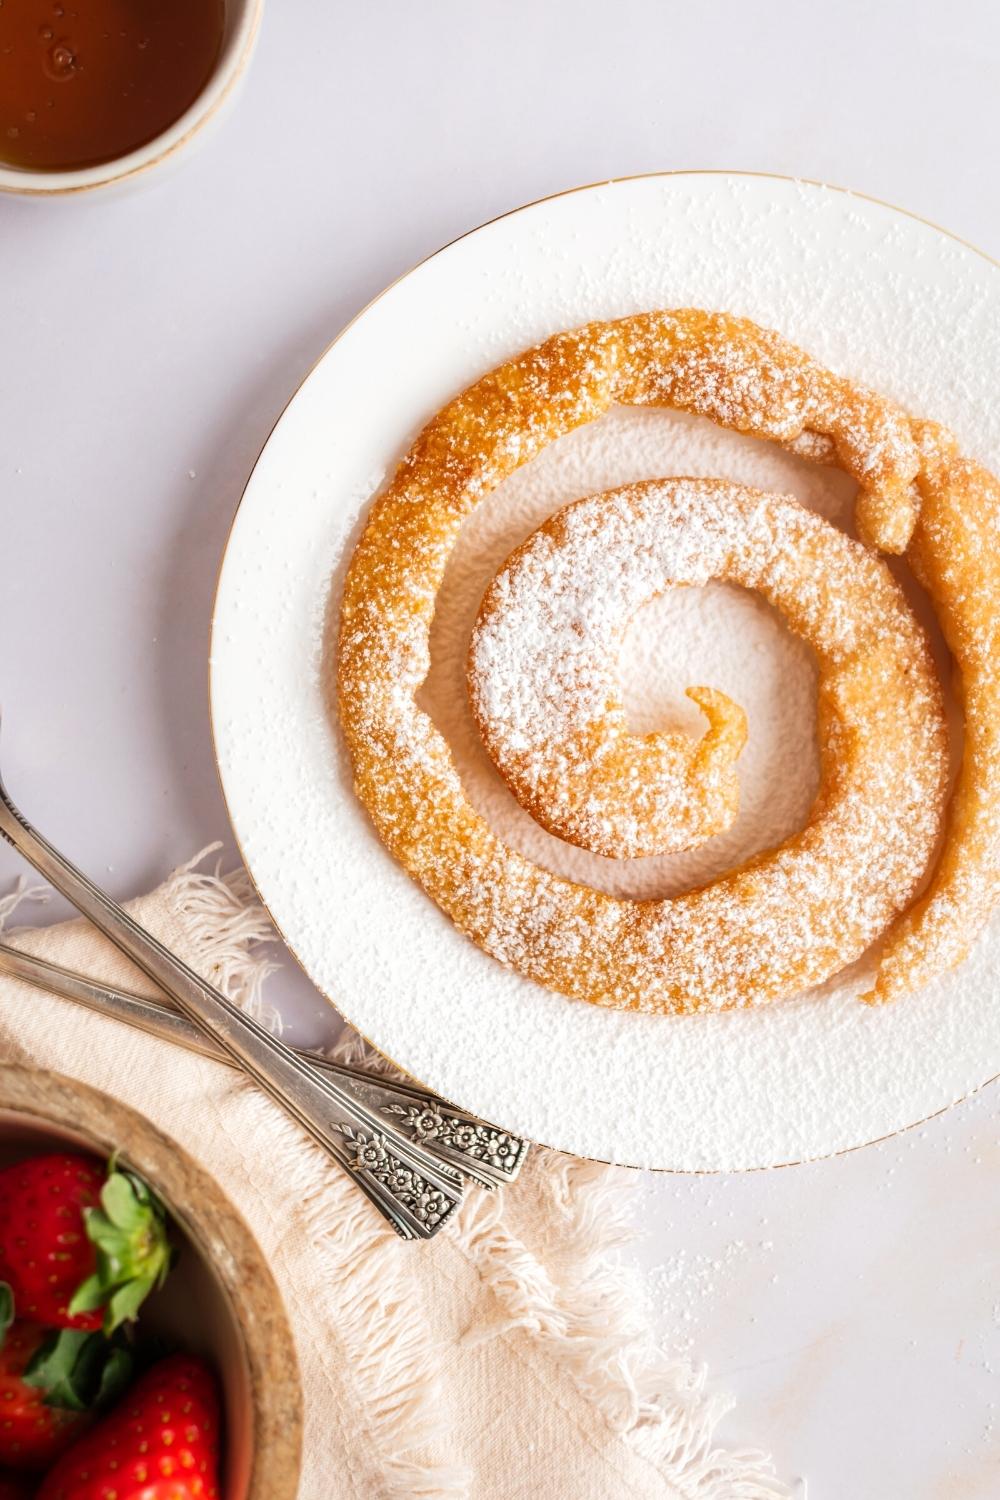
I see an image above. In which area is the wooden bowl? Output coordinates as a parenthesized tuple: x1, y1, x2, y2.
(0, 1063, 302, 1499)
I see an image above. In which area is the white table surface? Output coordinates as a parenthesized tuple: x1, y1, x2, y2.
(2, 3, 999, 1495)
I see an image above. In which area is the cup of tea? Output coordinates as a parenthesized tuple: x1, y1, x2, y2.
(0, 0, 263, 195)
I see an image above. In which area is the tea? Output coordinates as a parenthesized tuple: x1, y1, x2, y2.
(0, 0, 226, 172)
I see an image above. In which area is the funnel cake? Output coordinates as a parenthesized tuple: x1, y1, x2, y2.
(337, 308, 995, 1014)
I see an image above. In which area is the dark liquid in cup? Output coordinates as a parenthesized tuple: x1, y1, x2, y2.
(0, 1, 226, 172)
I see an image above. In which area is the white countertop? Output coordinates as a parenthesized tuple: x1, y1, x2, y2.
(2, 3, 998, 1494)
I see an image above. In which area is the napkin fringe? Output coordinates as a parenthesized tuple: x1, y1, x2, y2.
(165, 846, 283, 1030)
(309, 1030, 474, 1497)
(297, 1154, 471, 1498)
(0, 877, 50, 930)
(453, 1151, 787, 1500)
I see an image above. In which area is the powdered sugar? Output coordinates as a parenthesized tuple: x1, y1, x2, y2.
(469, 480, 750, 858)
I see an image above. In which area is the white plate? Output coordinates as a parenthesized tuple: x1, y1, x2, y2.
(211, 173, 1000, 1170)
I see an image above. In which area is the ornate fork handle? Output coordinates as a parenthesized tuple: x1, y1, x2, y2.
(0, 943, 528, 1191)
(0, 764, 462, 1239)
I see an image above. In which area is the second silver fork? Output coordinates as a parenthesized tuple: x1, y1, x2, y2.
(0, 941, 527, 1191)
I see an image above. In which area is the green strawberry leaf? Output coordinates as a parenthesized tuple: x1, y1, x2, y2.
(24, 1328, 134, 1413)
(106, 1275, 155, 1329)
(0, 1282, 14, 1346)
(101, 1171, 146, 1233)
(66, 1273, 106, 1315)
(25, 1330, 93, 1411)
(93, 1346, 133, 1408)
(68, 1162, 174, 1335)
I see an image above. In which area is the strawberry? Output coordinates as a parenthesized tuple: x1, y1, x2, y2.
(37, 1354, 221, 1500)
(0, 1318, 85, 1471)
(0, 1156, 103, 1334)
(0, 1284, 132, 1473)
(0, 1475, 35, 1499)
(0, 1154, 172, 1334)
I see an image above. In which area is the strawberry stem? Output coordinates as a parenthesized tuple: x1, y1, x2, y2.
(67, 1164, 174, 1335)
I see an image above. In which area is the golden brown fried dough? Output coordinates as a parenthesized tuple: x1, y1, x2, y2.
(468, 485, 750, 859)
(338, 309, 953, 1014)
(866, 424, 1000, 1003)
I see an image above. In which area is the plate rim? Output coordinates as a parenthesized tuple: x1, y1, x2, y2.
(208, 168, 1000, 1172)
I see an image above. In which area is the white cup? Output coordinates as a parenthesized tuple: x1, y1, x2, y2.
(0, 0, 264, 196)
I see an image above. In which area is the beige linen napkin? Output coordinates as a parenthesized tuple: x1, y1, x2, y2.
(0, 854, 785, 1500)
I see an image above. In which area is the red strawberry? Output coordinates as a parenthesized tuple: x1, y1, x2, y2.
(0, 1287, 133, 1474)
(0, 1157, 104, 1333)
(0, 1321, 86, 1471)
(0, 1155, 172, 1334)
(37, 1355, 221, 1500)
(0, 1474, 36, 1499)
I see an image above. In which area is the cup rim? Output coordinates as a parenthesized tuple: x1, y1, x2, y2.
(0, 0, 264, 195)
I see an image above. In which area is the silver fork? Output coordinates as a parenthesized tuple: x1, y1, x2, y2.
(0, 726, 463, 1239)
(0, 941, 527, 1191)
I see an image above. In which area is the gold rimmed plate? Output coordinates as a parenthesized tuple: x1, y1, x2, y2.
(210, 172, 1000, 1171)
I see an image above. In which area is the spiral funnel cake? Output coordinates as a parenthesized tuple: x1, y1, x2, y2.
(337, 309, 1000, 1015)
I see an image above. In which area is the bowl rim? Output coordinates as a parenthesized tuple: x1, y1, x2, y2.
(0, 1062, 302, 1500)
(0, 0, 264, 196)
